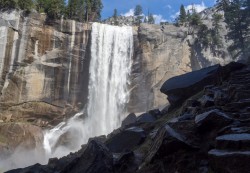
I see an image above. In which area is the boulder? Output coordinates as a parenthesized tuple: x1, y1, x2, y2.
(160, 64, 221, 107)
(6, 163, 49, 173)
(199, 95, 214, 107)
(148, 109, 162, 119)
(137, 113, 156, 123)
(179, 113, 195, 121)
(160, 62, 245, 108)
(7, 140, 113, 173)
(144, 124, 198, 164)
(215, 133, 250, 150)
(105, 127, 146, 153)
(113, 152, 138, 173)
(60, 140, 113, 173)
(208, 149, 250, 173)
(195, 109, 233, 131)
(121, 113, 137, 127)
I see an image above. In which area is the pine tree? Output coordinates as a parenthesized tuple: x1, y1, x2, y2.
(113, 8, 117, 19)
(179, 4, 186, 25)
(0, 0, 17, 9)
(35, 0, 46, 13)
(216, 0, 230, 11)
(77, 0, 86, 22)
(222, 0, 248, 57)
(211, 13, 223, 48)
(113, 8, 118, 25)
(148, 13, 155, 24)
(134, 4, 143, 25)
(242, 0, 250, 58)
(67, 0, 77, 19)
(17, 0, 33, 11)
(35, 0, 65, 18)
(134, 4, 143, 16)
(190, 9, 202, 26)
(90, 0, 103, 21)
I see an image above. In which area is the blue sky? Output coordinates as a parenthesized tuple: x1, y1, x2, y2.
(102, 0, 216, 23)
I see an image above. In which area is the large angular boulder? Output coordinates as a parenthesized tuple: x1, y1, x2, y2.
(60, 140, 113, 173)
(195, 109, 233, 131)
(208, 149, 250, 173)
(105, 127, 146, 153)
(136, 113, 156, 123)
(121, 113, 137, 127)
(7, 140, 113, 173)
(144, 124, 198, 165)
(160, 62, 245, 108)
(160, 64, 221, 107)
(215, 133, 250, 150)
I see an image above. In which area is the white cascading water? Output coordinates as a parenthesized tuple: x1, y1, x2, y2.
(43, 23, 133, 158)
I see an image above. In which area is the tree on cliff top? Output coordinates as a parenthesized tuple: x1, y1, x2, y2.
(67, 0, 78, 19)
(217, 0, 250, 58)
(179, 4, 187, 25)
(134, 4, 143, 25)
(35, 0, 65, 19)
(148, 13, 155, 24)
(113, 8, 119, 25)
(18, 0, 34, 11)
(0, 0, 35, 12)
(0, 0, 17, 9)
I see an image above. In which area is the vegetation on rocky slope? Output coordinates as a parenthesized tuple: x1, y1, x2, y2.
(176, 0, 250, 61)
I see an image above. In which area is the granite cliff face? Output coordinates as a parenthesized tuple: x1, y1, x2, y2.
(129, 16, 232, 112)
(0, 10, 91, 160)
(0, 10, 91, 127)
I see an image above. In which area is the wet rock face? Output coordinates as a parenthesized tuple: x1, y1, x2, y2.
(0, 123, 44, 156)
(0, 10, 91, 126)
(0, 10, 92, 160)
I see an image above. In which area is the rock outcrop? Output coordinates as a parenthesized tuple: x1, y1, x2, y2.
(0, 9, 91, 162)
(8, 62, 250, 173)
(129, 19, 233, 112)
(0, 10, 91, 127)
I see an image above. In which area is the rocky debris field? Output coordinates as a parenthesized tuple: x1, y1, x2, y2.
(7, 62, 250, 173)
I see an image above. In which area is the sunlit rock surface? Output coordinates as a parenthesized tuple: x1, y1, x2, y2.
(0, 10, 91, 163)
(0, 10, 91, 126)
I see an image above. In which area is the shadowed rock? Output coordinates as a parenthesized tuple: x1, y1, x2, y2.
(137, 113, 156, 123)
(106, 127, 146, 153)
(195, 109, 233, 131)
(121, 113, 137, 127)
(208, 149, 250, 173)
(215, 133, 250, 150)
(160, 64, 221, 107)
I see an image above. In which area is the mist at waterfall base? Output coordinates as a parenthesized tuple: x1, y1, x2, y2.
(0, 23, 133, 171)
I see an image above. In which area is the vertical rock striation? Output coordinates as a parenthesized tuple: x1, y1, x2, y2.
(129, 21, 233, 113)
(0, 10, 91, 126)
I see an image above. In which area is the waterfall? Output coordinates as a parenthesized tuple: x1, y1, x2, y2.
(43, 23, 133, 158)
(87, 23, 133, 135)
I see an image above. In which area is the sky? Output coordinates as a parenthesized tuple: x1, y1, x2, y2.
(101, 0, 217, 23)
